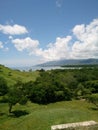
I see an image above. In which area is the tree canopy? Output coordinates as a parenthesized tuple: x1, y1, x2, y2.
(0, 76, 8, 96)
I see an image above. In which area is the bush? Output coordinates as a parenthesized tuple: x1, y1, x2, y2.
(86, 94, 98, 109)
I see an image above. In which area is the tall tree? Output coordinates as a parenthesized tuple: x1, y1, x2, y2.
(7, 81, 28, 113)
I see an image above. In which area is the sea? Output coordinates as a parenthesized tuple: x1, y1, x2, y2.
(12, 66, 64, 71)
(12, 65, 80, 71)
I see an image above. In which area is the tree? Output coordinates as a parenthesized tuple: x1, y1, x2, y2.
(85, 80, 98, 93)
(29, 71, 73, 104)
(7, 81, 28, 113)
(0, 76, 8, 96)
(29, 82, 56, 104)
(75, 83, 91, 99)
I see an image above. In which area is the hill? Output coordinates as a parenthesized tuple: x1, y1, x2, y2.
(0, 64, 39, 86)
(36, 58, 98, 67)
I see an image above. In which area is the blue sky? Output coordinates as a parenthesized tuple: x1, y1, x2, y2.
(0, 0, 98, 67)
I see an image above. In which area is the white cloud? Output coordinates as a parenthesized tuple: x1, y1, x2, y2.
(12, 37, 39, 53)
(12, 36, 72, 61)
(38, 36, 72, 61)
(71, 19, 98, 59)
(0, 41, 3, 49)
(9, 36, 13, 40)
(0, 24, 28, 35)
(10, 18, 98, 63)
(72, 24, 86, 41)
(34, 18, 98, 60)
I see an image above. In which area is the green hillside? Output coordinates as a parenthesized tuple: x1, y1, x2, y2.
(0, 64, 39, 86)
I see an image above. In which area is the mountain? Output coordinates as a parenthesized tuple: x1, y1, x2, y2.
(36, 59, 98, 67)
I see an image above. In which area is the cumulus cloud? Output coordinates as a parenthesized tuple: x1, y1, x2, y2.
(11, 18, 98, 62)
(12, 36, 72, 61)
(11, 36, 72, 61)
(12, 37, 39, 53)
(33, 18, 98, 60)
(72, 19, 98, 59)
(38, 36, 72, 61)
(0, 24, 28, 35)
(0, 41, 3, 49)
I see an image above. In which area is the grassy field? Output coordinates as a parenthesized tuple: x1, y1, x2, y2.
(0, 100, 98, 130)
(0, 65, 39, 86)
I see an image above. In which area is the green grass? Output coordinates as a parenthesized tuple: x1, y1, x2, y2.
(0, 65, 39, 86)
(0, 100, 98, 130)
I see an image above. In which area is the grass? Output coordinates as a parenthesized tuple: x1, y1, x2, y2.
(0, 100, 98, 130)
(0, 65, 39, 86)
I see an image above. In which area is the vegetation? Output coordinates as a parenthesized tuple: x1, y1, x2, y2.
(27, 66, 98, 104)
(0, 64, 39, 86)
(0, 76, 8, 96)
(7, 80, 28, 113)
(0, 64, 98, 130)
(0, 64, 39, 112)
(86, 94, 98, 109)
(0, 100, 98, 130)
